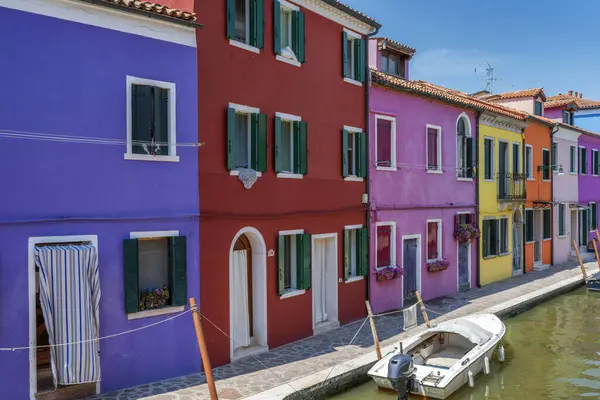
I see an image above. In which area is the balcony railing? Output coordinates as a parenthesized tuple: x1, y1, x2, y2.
(497, 172, 527, 200)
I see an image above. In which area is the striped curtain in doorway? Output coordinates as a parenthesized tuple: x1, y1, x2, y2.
(35, 244, 101, 386)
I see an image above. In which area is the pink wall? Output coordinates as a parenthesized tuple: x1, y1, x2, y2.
(368, 85, 478, 313)
(544, 107, 563, 120)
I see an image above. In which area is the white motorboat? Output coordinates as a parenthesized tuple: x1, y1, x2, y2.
(367, 313, 506, 399)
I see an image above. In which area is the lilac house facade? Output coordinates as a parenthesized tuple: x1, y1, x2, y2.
(0, 1, 200, 399)
(368, 38, 478, 313)
(577, 132, 600, 245)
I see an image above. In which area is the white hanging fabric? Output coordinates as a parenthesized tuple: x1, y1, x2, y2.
(313, 242, 325, 323)
(403, 304, 418, 331)
(232, 250, 250, 348)
(320, 243, 327, 322)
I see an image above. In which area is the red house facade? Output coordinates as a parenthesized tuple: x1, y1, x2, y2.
(196, 0, 380, 366)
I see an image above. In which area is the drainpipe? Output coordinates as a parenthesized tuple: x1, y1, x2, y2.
(550, 123, 559, 267)
(475, 111, 481, 288)
(364, 27, 379, 303)
(522, 128, 526, 275)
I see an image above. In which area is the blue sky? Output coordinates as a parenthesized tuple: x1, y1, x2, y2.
(343, 0, 600, 99)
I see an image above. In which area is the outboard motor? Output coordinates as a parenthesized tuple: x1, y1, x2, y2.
(387, 354, 414, 400)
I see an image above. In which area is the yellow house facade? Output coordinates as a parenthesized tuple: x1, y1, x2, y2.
(478, 112, 528, 285)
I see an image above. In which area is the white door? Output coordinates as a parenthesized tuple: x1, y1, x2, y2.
(312, 236, 338, 331)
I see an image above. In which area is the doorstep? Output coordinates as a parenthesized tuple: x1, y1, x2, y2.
(533, 263, 550, 271)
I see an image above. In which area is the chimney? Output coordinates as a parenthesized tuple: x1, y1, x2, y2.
(568, 90, 573, 96)
(580, 93, 583, 98)
(575, 92, 579, 98)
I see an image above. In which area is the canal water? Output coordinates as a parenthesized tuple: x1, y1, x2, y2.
(331, 287, 600, 400)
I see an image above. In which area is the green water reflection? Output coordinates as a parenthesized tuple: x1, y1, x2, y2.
(331, 288, 600, 400)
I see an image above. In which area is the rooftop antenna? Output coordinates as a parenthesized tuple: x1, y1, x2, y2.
(483, 63, 500, 93)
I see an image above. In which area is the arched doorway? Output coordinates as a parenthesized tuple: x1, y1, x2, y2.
(229, 227, 268, 361)
(512, 208, 524, 275)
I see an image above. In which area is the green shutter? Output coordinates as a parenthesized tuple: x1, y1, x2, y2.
(250, 0, 264, 49)
(343, 230, 350, 280)
(226, 107, 236, 171)
(358, 132, 367, 178)
(296, 121, 308, 175)
(277, 236, 286, 295)
(482, 220, 489, 258)
(358, 227, 368, 276)
(274, 116, 282, 173)
(466, 137, 474, 178)
(354, 39, 365, 83)
(342, 129, 349, 177)
(293, 10, 305, 63)
(342, 31, 348, 77)
(132, 85, 153, 155)
(296, 233, 311, 290)
(250, 113, 267, 172)
(153, 88, 169, 155)
(169, 236, 187, 306)
(123, 239, 139, 314)
(226, 0, 235, 39)
(273, 0, 281, 55)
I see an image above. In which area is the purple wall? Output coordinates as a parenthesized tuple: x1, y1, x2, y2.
(369, 85, 477, 313)
(0, 7, 199, 398)
(578, 133, 600, 231)
(544, 106, 563, 120)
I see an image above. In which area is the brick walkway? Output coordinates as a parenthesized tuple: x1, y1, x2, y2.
(89, 257, 596, 400)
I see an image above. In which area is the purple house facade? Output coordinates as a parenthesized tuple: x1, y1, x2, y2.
(578, 132, 600, 245)
(368, 38, 479, 313)
(0, 1, 200, 399)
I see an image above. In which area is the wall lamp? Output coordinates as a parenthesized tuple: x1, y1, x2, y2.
(537, 165, 564, 175)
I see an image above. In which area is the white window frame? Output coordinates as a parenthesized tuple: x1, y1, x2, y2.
(534, 100, 544, 116)
(498, 216, 510, 255)
(275, 111, 303, 179)
(552, 141, 559, 173)
(229, 0, 261, 54)
(483, 136, 495, 181)
(343, 28, 363, 87)
(579, 145, 587, 175)
(570, 144, 578, 174)
(482, 216, 499, 258)
(275, 0, 301, 67)
(374, 114, 397, 171)
(425, 124, 442, 174)
(593, 149, 599, 176)
(278, 229, 306, 299)
(375, 221, 396, 271)
(542, 148, 551, 182)
(344, 125, 364, 182)
(228, 102, 262, 177)
(127, 230, 184, 320)
(456, 113, 472, 181)
(125, 76, 178, 162)
(426, 219, 442, 262)
(558, 203, 567, 238)
(525, 144, 533, 180)
(344, 224, 364, 283)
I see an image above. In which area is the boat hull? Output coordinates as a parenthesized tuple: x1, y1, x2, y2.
(586, 272, 600, 291)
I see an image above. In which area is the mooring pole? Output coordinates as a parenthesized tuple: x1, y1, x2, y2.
(365, 301, 382, 360)
(572, 240, 588, 280)
(593, 238, 600, 271)
(189, 298, 219, 400)
(415, 291, 431, 328)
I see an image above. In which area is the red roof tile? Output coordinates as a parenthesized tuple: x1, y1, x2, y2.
(482, 88, 546, 102)
(546, 93, 600, 110)
(89, 0, 198, 23)
(373, 37, 416, 56)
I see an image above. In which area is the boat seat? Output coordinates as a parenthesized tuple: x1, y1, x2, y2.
(425, 345, 468, 369)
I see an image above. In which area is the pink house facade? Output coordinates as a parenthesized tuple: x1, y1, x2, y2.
(367, 38, 479, 313)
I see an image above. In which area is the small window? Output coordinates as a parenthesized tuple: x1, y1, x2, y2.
(427, 221, 441, 261)
(274, 0, 305, 63)
(457, 116, 473, 178)
(344, 227, 368, 280)
(376, 224, 394, 268)
(227, 105, 267, 173)
(123, 235, 187, 314)
(562, 110, 574, 125)
(591, 203, 598, 230)
(499, 218, 509, 254)
(482, 219, 498, 257)
(277, 232, 310, 295)
(558, 204, 566, 236)
(512, 143, 520, 174)
(580, 147, 588, 175)
(375, 116, 396, 169)
(227, 0, 264, 49)
(343, 128, 367, 178)
(343, 31, 365, 83)
(381, 50, 406, 78)
(484, 138, 494, 180)
(525, 210, 534, 243)
(543, 209, 551, 240)
(593, 150, 599, 176)
(274, 115, 307, 175)
(534, 101, 543, 116)
(570, 145, 577, 173)
(426, 126, 441, 172)
(552, 142, 558, 172)
(525, 145, 533, 179)
(542, 149, 550, 180)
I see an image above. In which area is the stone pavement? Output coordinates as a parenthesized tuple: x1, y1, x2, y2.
(88, 258, 596, 400)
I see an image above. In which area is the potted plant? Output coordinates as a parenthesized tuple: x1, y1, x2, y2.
(454, 223, 481, 244)
(376, 266, 405, 281)
(427, 258, 450, 273)
(139, 286, 171, 311)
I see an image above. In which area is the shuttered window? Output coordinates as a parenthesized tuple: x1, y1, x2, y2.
(123, 235, 187, 314)
(552, 142, 558, 172)
(482, 219, 498, 258)
(484, 138, 494, 179)
(426, 126, 440, 171)
(570, 145, 577, 173)
(344, 228, 368, 280)
(277, 232, 311, 295)
(275, 117, 307, 175)
(591, 203, 598, 230)
(499, 218, 509, 254)
(580, 147, 588, 175)
(525, 209, 534, 242)
(558, 204, 566, 236)
(273, 0, 305, 63)
(227, 0, 264, 49)
(342, 31, 365, 82)
(543, 209, 551, 240)
(342, 129, 367, 178)
(534, 101, 543, 116)
(131, 84, 170, 156)
(542, 149, 550, 180)
(457, 116, 474, 178)
(227, 106, 267, 172)
(593, 150, 599, 176)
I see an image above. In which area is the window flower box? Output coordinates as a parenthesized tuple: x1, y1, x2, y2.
(376, 266, 404, 281)
(454, 223, 481, 244)
(139, 286, 171, 311)
(427, 259, 450, 273)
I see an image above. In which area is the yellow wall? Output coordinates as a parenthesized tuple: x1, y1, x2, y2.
(479, 123, 524, 285)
